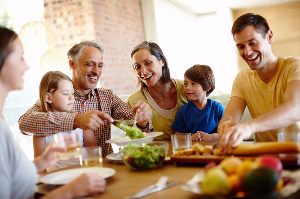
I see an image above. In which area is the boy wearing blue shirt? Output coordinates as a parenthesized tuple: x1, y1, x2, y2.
(172, 65, 224, 141)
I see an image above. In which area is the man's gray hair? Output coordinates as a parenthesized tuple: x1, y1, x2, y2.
(67, 41, 104, 64)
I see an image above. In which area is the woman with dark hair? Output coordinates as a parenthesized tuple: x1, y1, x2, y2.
(0, 26, 105, 199)
(127, 41, 188, 140)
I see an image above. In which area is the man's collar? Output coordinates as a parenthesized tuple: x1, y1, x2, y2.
(74, 88, 96, 98)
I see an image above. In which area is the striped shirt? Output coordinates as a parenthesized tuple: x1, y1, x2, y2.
(19, 88, 152, 157)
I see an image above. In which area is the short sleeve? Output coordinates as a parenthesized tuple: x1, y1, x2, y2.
(171, 107, 186, 133)
(231, 71, 245, 100)
(286, 58, 300, 83)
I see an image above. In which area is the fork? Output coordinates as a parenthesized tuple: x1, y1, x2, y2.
(137, 175, 168, 193)
(133, 100, 142, 128)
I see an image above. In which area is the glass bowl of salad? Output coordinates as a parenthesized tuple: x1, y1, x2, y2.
(120, 141, 167, 171)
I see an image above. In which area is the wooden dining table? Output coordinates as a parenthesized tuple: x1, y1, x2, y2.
(35, 141, 300, 199)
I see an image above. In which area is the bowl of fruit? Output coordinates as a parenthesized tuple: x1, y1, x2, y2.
(120, 141, 167, 171)
(182, 155, 295, 198)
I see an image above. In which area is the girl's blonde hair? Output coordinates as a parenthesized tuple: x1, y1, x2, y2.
(39, 71, 73, 112)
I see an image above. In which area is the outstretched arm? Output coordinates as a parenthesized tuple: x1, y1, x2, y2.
(19, 100, 76, 136)
(219, 80, 300, 153)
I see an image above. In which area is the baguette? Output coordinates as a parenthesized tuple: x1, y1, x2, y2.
(213, 142, 300, 156)
(192, 143, 205, 154)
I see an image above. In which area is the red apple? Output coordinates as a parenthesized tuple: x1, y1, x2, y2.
(254, 155, 283, 174)
(204, 161, 217, 173)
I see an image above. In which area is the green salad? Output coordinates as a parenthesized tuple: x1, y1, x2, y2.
(120, 142, 165, 170)
(117, 120, 144, 139)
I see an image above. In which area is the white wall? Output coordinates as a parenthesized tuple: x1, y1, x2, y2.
(153, 0, 239, 94)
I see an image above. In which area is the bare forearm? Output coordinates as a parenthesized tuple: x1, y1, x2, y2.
(33, 156, 48, 173)
(41, 185, 73, 199)
(244, 102, 300, 133)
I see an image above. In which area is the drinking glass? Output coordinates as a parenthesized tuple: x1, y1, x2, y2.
(54, 129, 82, 160)
(277, 132, 300, 144)
(171, 133, 192, 154)
(80, 147, 103, 167)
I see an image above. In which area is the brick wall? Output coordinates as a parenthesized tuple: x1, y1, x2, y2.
(43, 0, 145, 94)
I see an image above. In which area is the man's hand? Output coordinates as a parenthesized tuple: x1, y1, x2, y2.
(218, 121, 253, 153)
(132, 101, 152, 128)
(74, 110, 113, 130)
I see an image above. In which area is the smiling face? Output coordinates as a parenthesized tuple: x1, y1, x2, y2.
(184, 76, 207, 102)
(132, 48, 164, 87)
(234, 25, 273, 71)
(70, 46, 103, 95)
(46, 79, 75, 112)
(0, 38, 29, 91)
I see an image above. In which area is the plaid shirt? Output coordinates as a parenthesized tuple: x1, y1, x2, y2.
(19, 88, 153, 157)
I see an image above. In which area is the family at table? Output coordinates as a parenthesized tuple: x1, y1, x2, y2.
(1, 12, 300, 198)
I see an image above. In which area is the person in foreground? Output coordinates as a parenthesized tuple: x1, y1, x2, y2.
(19, 40, 153, 157)
(127, 41, 188, 140)
(218, 13, 300, 153)
(0, 26, 105, 199)
(172, 65, 224, 141)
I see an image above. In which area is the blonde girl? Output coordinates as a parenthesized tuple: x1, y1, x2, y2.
(33, 71, 97, 169)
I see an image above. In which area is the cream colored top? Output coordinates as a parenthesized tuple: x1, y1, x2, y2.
(231, 57, 300, 141)
(126, 79, 188, 140)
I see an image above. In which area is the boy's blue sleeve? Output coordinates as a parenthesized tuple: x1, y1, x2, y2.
(218, 103, 225, 121)
(171, 107, 186, 133)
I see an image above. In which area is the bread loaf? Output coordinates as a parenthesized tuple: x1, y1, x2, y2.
(213, 142, 300, 156)
(192, 143, 205, 154)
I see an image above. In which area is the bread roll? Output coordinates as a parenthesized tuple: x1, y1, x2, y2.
(192, 143, 205, 154)
(203, 145, 213, 155)
(182, 148, 196, 155)
(213, 142, 300, 156)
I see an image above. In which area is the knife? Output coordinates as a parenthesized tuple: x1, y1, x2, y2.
(126, 181, 179, 199)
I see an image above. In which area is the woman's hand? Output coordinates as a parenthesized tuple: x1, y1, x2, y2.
(64, 173, 106, 197)
(42, 173, 106, 199)
(33, 141, 66, 173)
(132, 100, 152, 128)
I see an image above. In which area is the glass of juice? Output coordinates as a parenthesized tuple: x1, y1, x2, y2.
(80, 147, 102, 167)
(54, 129, 82, 160)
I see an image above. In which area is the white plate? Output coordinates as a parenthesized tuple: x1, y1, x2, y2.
(105, 132, 163, 146)
(40, 167, 116, 185)
(106, 153, 122, 161)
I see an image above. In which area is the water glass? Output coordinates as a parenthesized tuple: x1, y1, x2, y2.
(171, 133, 192, 154)
(80, 147, 103, 167)
(277, 132, 300, 144)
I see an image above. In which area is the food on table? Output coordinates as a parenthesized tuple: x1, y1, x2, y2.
(213, 142, 300, 155)
(199, 155, 285, 196)
(242, 167, 279, 194)
(254, 155, 283, 174)
(203, 145, 213, 155)
(203, 161, 217, 173)
(120, 142, 166, 170)
(192, 143, 204, 154)
(181, 148, 196, 155)
(117, 120, 145, 139)
(172, 143, 213, 156)
(202, 168, 232, 195)
(220, 157, 243, 175)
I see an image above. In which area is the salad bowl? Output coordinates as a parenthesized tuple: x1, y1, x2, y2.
(120, 141, 167, 171)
